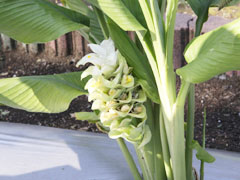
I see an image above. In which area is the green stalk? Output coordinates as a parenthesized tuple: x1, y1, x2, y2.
(117, 138, 142, 180)
(164, 0, 178, 103)
(135, 147, 149, 180)
(200, 108, 207, 180)
(134, 100, 167, 180)
(185, 15, 205, 180)
(153, 104, 167, 180)
(185, 84, 195, 180)
(166, 80, 189, 180)
(161, 0, 167, 16)
(159, 109, 173, 180)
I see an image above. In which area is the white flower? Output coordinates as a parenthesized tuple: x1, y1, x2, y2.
(76, 38, 118, 76)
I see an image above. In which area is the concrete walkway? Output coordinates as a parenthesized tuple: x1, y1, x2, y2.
(0, 122, 239, 180)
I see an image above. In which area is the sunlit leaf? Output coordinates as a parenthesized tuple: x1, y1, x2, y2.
(85, 0, 146, 32)
(177, 18, 240, 83)
(0, 72, 88, 113)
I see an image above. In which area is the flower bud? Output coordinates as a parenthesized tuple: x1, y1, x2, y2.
(121, 104, 131, 112)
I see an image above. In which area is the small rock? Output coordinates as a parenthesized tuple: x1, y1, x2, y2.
(219, 74, 226, 80)
(0, 72, 8, 76)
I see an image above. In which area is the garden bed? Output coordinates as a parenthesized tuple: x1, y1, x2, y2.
(0, 49, 240, 152)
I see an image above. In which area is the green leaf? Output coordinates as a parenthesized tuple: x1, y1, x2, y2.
(74, 112, 99, 123)
(187, 0, 211, 18)
(107, 19, 159, 104)
(191, 140, 215, 163)
(0, 0, 90, 43)
(121, 0, 147, 28)
(186, 0, 211, 34)
(65, 0, 104, 43)
(177, 18, 240, 83)
(138, 79, 160, 104)
(65, 0, 91, 17)
(0, 72, 88, 113)
(85, 0, 146, 32)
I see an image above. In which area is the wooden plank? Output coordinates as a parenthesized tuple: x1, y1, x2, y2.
(235, 71, 240, 77)
(16, 41, 28, 53)
(56, 35, 67, 57)
(45, 40, 57, 57)
(72, 31, 84, 58)
(28, 43, 38, 55)
(0, 34, 12, 51)
(226, 71, 234, 77)
(83, 38, 91, 55)
(173, 28, 189, 69)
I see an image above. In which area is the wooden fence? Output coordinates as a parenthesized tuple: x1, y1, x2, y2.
(0, 28, 239, 77)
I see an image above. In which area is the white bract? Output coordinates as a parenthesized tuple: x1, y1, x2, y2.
(77, 38, 151, 148)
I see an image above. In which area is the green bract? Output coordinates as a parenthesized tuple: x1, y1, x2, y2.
(77, 39, 151, 148)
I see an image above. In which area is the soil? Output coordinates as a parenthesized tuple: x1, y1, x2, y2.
(0, 51, 240, 152)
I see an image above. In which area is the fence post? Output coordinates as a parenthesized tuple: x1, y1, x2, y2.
(72, 31, 84, 58)
(45, 40, 57, 57)
(1, 34, 12, 51)
(28, 43, 39, 55)
(56, 35, 68, 57)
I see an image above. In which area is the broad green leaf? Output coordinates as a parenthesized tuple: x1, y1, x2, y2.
(107, 19, 159, 104)
(191, 140, 215, 163)
(0, 72, 88, 113)
(177, 18, 240, 83)
(75, 112, 99, 123)
(0, 0, 90, 43)
(65, 0, 104, 43)
(85, 0, 146, 32)
(65, 0, 91, 16)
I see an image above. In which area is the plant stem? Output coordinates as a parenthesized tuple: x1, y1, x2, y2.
(186, 14, 205, 180)
(153, 104, 167, 180)
(159, 109, 173, 180)
(161, 0, 166, 16)
(200, 108, 207, 180)
(117, 138, 142, 180)
(185, 84, 195, 180)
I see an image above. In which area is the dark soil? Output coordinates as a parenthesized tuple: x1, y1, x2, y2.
(0, 51, 239, 152)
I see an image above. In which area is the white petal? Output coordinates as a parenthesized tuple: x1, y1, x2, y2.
(76, 53, 105, 67)
(92, 100, 106, 110)
(106, 52, 118, 66)
(88, 44, 107, 56)
(81, 66, 101, 79)
(100, 38, 115, 53)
